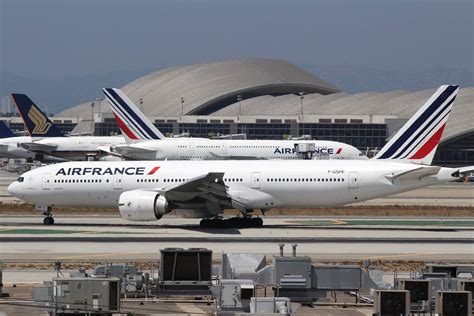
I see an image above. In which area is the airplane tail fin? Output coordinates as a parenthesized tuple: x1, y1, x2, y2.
(375, 85, 459, 165)
(11, 94, 65, 137)
(0, 121, 15, 138)
(102, 88, 165, 143)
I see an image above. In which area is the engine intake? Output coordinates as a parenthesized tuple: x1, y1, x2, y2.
(118, 190, 171, 221)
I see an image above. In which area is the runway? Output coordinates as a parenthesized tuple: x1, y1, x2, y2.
(1, 215, 473, 262)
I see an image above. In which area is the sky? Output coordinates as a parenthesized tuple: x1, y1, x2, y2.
(0, 0, 472, 112)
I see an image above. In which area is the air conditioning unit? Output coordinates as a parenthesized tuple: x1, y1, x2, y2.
(396, 279, 432, 310)
(374, 290, 410, 316)
(459, 279, 474, 293)
(159, 248, 212, 286)
(435, 291, 472, 316)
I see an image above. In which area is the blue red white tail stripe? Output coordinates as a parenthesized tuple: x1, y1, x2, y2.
(102, 88, 164, 141)
(375, 85, 459, 165)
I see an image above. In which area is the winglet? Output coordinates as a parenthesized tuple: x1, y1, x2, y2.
(0, 121, 15, 138)
(102, 88, 165, 143)
(375, 85, 459, 165)
(11, 94, 65, 137)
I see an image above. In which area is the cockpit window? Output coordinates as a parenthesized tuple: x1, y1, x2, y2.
(17, 177, 24, 182)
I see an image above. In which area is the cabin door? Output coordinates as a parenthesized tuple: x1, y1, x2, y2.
(251, 172, 261, 189)
(348, 172, 359, 189)
(42, 174, 51, 190)
(113, 176, 122, 190)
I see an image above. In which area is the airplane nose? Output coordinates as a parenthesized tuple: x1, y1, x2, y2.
(7, 181, 20, 197)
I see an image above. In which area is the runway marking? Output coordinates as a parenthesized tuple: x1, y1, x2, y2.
(0, 228, 155, 235)
(178, 303, 206, 315)
(359, 252, 443, 260)
(58, 252, 155, 260)
(286, 219, 474, 227)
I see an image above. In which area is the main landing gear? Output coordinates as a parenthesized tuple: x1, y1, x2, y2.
(200, 216, 263, 229)
(42, 206, 54, 225)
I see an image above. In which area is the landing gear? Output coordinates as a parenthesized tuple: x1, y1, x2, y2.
(42, 206, 54, 225)
(199, 216, 263, 228)
(43, 216, 54, 225)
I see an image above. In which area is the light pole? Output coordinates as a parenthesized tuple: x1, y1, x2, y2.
(180, 97, 185, 122)
(90, 102, 95, 136)
(139, 98, 143, 112)
(90, 102, 95, 122)
(299, 92, 305, 122)
(96, 98, 103, 118)
(237, 94, 243, 122)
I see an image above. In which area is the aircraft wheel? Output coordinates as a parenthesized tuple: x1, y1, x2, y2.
(200, 218, 211, 228)
(43, 217, 54, 225)
(227, 217, 240, 227)
(252, 217, 263, 227)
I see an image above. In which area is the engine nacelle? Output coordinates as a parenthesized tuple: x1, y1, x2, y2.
(118, 190, 171, 221)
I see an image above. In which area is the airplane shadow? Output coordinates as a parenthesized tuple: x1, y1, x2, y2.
(1, 221, 462, 233)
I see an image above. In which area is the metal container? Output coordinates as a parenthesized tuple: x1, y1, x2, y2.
(53, 277, 121, 313)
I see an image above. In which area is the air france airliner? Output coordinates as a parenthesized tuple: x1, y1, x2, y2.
(11, 94, 126, 161)
(102, 88, 365, 161)
(8, 85, 462, 228)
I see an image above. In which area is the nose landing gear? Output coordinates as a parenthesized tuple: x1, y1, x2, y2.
(40, 206, 55, 225)
(43, 216, 54, 225)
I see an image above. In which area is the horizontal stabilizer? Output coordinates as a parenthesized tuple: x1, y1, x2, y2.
(385, 166, 441, 182)
(458, 166, 474, 174)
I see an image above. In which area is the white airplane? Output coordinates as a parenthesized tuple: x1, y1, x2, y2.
(102, 88, 365, 160)
(8, 85, 462, 228)
(0, 121, 66, 162)
(11, 94, 126, 161)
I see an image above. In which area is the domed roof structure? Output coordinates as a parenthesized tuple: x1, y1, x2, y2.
(57, 58, 340, 117)
(56, 59, 473, 146)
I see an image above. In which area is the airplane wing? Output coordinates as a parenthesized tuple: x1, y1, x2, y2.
(385, 166, 441, 182)
(154, 172, 281, 211)
(112, 146, 157, 159)
(19, 142, 57, 153)
(161, 172, 228, 203)
(96, 145, 123, 157)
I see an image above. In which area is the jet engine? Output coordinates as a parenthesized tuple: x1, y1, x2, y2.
(118, 190, 171, 221)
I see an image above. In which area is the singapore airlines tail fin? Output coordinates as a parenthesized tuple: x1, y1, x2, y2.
(11, 94, 65, 138)
(375, 85, 459, 165)
(0, 121, 15, 138)
(102, 88, 165, 143)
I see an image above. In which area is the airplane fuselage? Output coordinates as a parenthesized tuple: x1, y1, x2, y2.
(116, 139, 365, 160)
(9, 160, 456, 211)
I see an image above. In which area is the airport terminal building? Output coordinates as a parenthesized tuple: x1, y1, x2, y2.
(7, 59, 474, 166)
